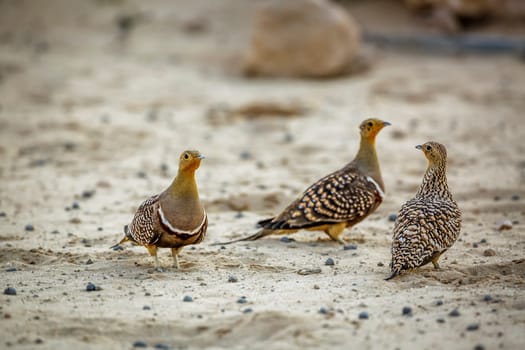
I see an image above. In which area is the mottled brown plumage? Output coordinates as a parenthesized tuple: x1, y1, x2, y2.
(386, 142, 461, 280)
(216, 118, 390, 245)
(112, 150, 207, 271)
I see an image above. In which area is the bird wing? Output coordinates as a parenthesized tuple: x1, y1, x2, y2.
(391, 197, 460, 268)
(263, 169, 383, 230)
(128, 194, 162, 245)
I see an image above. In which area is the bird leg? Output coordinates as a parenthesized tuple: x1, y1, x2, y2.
(324, 223, 347, 245)
(171, 247, 183, 269)
(145, 245, 163, 272)
(431, 253, 442, 270)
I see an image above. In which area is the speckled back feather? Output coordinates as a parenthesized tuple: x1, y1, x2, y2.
(262, 166, 384, 230)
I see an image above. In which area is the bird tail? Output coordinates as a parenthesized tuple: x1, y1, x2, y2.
(384, 269, 399, 281)
(109, 225, 133, 249)
(109, 236, 130, 249)
(256, 217, 274, 227)
(210, 229, 273, 246)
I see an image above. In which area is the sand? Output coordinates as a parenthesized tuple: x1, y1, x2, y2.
(1, 1, 524, 349)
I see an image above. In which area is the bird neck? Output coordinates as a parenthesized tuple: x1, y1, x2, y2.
(352, 136, 384, 190)
(168, 169, 199, 199)
(416, 162, 450, 199)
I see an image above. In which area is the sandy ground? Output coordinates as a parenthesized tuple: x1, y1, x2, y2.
(1, 1, 525, 349)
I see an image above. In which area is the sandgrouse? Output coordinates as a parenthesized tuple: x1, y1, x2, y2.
(217, 118, 390, 245)
(386, 142, 461, 280)
(112, 150, 207, 271)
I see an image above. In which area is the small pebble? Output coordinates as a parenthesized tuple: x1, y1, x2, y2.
(237, 297, 247, 304)
(143, 305, 151, 310)
(112, 245, 124, 251)
(280, 236, 294, 243)
(234, 212, 244, 219)
(133, 340, 148, 348)
(480, 238, 487, 244)
(0, 212, 6, 217)
(358, 311, 369, 320)
(402, 306, 413, 316)
(183, 295, 193, 302)
(4, 287, 17, 295)
(71, 202, 80, 210)
(228, 275, 238, 283)
(25, 224, 34, 231)
(511, 194, 520, 201)
(448, 309, 460, 317)
(435, 300, 444, 306)
(377, 262, 384, 267)
(466, 323, 480, 331)
(242, 308, 253, 314)
(82, 190, 95, 198)
(388, 213, 398, 222)
(325, 257, 335, 266)
(343, 244, 357, 250)
(86, 259, 94, 265)
(483, 294, 493, 302)
(319, 307, 330, 315)
(35, 338, 43, 344)
(473, 345, 485, 350)
(137, 171, 147, 179)
(483, 248, 496, 257)
(97, 227, 103, 231)
(154, 344, 170, 350)
(6, 267, 17, 272)
(436, 318, 445, 323)
(239, 151, 252, 160)
(86, 282, 100, 292)
(63, 142, 76, 152)
(496, 219, 513, 231)
(472, 243, 478, 248)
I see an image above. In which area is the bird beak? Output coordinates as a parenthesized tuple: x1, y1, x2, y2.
(383, 121, 391, 127)
(197, 154, 205, 159)
(415, 145, 422, 150)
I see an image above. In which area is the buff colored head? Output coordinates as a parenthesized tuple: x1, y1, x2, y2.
(359, 118, 391, 140)
(179, 150, 205, 172)
(415, 141, 447, 165)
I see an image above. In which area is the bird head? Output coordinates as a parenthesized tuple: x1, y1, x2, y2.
(415, 142, 447, 165)
(179, 150, 205, 172)
(359, 118, 391, 140)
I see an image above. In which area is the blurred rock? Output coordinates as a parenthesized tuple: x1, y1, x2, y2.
(243, 0, 361, 78)
(404, 0, 525, 32)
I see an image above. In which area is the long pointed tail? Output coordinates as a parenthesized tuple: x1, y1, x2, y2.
(210, 229, 273, 246)
(384, 269, 399, 281)
(109, 235, 130, 250)
(110, 225, 132, 249)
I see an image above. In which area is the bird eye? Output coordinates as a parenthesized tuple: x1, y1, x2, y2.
(426, 145, 432, 151)
(184, 153, 189, 160)
(367, 122, 373, 127)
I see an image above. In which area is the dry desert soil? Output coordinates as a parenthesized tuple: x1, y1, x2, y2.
(1, 1, 524, 349)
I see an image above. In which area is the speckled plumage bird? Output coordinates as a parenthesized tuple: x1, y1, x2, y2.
(386, 142, 461, 280)
(112, 150, 207, 271)
(216, 118, 390, 245)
